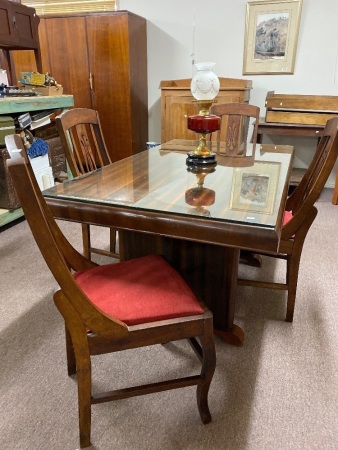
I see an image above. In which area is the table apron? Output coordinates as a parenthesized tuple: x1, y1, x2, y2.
(46, 198, 281, 253)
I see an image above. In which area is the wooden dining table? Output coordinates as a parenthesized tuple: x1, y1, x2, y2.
(43, 139, 294, 346)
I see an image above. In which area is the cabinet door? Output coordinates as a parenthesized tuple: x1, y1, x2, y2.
(86, 14, 133, 162)
(162, 92, 198, 143)
(86, 13, 148, 163)
(38, 16, 92, 109)
(11, 1, 40, 49)
(0, 0, 39, 49)
(0, 0, 14, 47)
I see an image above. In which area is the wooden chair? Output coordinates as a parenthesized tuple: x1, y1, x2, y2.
(210, 103, 260, 162)
(209, 103, 262, 266)
(7, 150, 216, 449)
(238, 117, 338, 322)
(56, 108, 118, 259)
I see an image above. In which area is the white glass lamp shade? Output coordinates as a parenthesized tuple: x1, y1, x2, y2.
(190, 62, 220, 101)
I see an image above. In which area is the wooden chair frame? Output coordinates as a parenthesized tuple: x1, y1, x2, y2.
(238, 117, 338, 322)
(7, 151, 216, 449)
(56, 108, 118, 259)
(210, 103, 260, 162)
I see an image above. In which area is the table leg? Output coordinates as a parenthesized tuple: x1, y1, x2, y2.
(119, 230, 244, 346)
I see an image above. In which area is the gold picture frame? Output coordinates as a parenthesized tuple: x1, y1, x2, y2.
(230, 162, 281, 214)
(243, 0, 302, 75)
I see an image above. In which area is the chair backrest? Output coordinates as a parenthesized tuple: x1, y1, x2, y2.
(56, 108, 112, 176)
(282, 116, 338, 239)
(7, 151, 126, 337)
(210, 103, 260, 157)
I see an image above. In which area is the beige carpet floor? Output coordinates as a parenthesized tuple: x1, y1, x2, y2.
(0, 189, 337, 450)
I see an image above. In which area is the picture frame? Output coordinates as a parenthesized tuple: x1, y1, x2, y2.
(230, 162, 281, 214)
(243, 0, 303, 75)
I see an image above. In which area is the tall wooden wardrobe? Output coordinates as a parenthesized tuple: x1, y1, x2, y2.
(11, 11, 148, 163)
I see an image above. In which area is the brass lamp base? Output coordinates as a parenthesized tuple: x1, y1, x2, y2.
(186, 150, 217, 166)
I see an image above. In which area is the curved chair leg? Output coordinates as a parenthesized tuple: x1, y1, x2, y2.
(76, 357, 92, 448)
(196, 316, 216, 424)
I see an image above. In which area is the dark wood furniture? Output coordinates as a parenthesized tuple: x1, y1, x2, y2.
(10, 11, 148, 163)
(264, 91, 338, 125)
(160, 78, 252, 143)
(56, 108, 118, 259)
(260, 91, 338, 204)
(257, 119, 338, 204)
(8, 150, 216, 449)
(43, 140, 294, 346)
(0, 0, 42, 84)
(239, 117, 338, 322)
(210, 102, 260, 161)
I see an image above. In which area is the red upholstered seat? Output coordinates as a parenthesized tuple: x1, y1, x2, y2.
(283, 209, 293, 226)
(283, 210, 294, 238)
(74, 254, 204, 325)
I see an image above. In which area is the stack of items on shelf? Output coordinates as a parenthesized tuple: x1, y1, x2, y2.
(25, 134, 54, 191)
(15, 109, 67, 184)
(19, 71, 63, 96)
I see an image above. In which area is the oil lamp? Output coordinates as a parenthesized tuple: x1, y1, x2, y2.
(186, 62, 221, 166)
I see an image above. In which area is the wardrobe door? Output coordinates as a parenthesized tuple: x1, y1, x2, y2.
(86, 12, 148, 162)
(40, 16, 92, 109)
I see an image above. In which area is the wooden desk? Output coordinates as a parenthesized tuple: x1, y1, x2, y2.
(257, 120, 338, 204)
(43, 141, 294, 346)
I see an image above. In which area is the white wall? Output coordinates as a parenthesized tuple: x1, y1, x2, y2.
(121, 0, 338, 187)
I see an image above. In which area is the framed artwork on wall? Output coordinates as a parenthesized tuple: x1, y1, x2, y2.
(230, 162, 281, 215)
(243, 0, 303, 75)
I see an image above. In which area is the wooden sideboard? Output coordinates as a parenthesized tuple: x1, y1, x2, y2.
(160, 77, 252, 142)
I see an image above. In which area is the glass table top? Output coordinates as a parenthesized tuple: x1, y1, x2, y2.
(43, 141, 293, 229)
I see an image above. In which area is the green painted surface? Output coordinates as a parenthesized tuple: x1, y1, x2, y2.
(0, 208, 24, 227)
(0, 95, 74, 114)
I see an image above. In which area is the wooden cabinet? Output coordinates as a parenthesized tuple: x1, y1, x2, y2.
(0, 0, 41, 84)
(10, 11, 148, 163)
(160, 78, 252, 142)
(0, 0, 40, 49)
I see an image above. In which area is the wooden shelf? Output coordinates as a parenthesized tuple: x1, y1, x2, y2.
(0, 95, 74, 228)
(0, 207, 23, 227)
(0, 95, 74, 114)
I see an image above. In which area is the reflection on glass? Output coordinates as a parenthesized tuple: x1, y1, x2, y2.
(230, 161, 281, 215)
(185, 164, 216, 216)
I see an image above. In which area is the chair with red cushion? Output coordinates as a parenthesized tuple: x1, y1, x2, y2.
(7, 151, 216, 449)
(56, 108, 118, 259)
(238, 117, 338, 322)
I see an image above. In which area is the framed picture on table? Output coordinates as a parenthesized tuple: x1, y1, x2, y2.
(243, 0, 303, 75)
(230, 162, 281, 214)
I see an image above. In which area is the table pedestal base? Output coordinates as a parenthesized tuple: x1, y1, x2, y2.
(119, 230, 244, 346)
